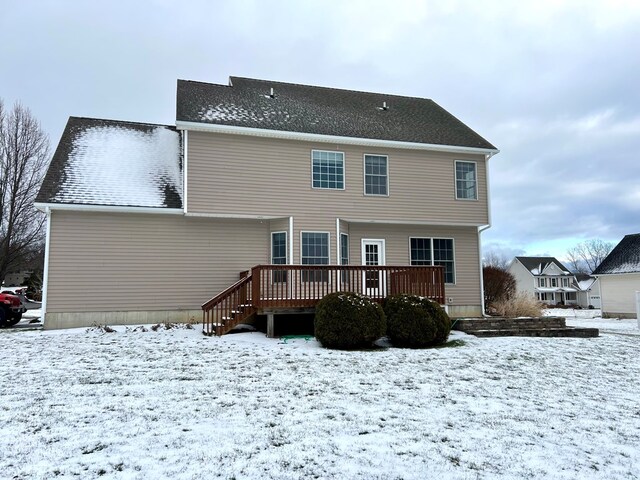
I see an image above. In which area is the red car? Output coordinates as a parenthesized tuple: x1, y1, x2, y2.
(0, 291, 27, 327)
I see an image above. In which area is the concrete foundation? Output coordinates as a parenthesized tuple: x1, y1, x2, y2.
(44, 309, 203, 330)
(448, 305, 482, 318)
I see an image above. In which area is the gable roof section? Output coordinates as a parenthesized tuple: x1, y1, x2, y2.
(36, 117, 182, 209)
(515, 256, 572, 275)
(176, 77, 497, 150)
(593, 233, 640, 275)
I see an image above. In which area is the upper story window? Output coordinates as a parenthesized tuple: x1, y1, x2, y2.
(455, 161, 477, 200)
(539, 278, 547, 287)
(410, 237, 455, 284)
(562, 278, 569, 287)
(312, 150, 344, 190)
(551, 278, 557, 287)
(364, 154, 388, 196)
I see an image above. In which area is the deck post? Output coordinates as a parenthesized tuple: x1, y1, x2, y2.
(267, 313, 275, 338)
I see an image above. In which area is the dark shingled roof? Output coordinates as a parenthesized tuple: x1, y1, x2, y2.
(176, 77, 497, 150)
(36, 117, 182, 209)
(593, 234, 640, 275)
(515, 256, 572, 274)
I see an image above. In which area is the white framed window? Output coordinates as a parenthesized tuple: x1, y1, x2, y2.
(364, 154, 388, 196)
(539, 278, 547, 287)
(301, 231, 330, 282)
(455, 160, 477, 200)
(551, 278, 557, 287)
(409, 237, 455, 284)
(271, 231, 287, 283)
(562, 278, 569, 287)
(340, 233, 349, 266)
(340, 233, 349, 284)
(312, 150, 344, 190)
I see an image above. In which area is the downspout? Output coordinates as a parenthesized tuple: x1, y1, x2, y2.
(478, 150, 497, 317)
(478, 224, 491, 317)
(336, 218, 340, 264)
(42, 206, 52, 326)
(183, 130, 188, 214)
(289, 216, 294, 299)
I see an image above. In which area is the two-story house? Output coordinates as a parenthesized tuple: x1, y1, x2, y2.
(35, 77, 498, 332)
(509, 256, 603, 308)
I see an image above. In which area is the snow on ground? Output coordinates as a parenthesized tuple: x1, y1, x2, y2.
(545, 308, 640, 336)
(1, 324, 639, 479)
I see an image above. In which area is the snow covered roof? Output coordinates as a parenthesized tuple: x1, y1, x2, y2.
(593, 233, 640, 275)
(574, 274, 597, 291)
(515, 256, 572, 275)
(176, 77, 497, 150)
(37, 117, 182, 209)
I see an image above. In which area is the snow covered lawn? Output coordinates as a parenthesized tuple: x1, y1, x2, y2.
(1, 324, 639, 479)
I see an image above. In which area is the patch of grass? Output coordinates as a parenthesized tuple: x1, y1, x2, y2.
(435, 339, 466, 349)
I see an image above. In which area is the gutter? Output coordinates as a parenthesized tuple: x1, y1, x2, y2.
(176, 120, 500, 156)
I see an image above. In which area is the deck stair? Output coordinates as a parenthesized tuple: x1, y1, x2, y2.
(453, 316, 599, 338)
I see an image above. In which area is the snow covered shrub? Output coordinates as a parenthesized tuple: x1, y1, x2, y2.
(491, 291, 543, 317)
(384, 294, 451, 348)
(314, 292, 386, 349)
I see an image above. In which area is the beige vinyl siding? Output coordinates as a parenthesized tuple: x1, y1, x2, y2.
(599, 273, 640, 317)
(187, 132, 489, 226)
(348, 223, 481, 307)
(46, 210, 269, 313)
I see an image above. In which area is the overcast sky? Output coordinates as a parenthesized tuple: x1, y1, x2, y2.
(2, 0, 639, 262)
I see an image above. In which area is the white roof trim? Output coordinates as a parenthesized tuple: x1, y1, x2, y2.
(342, 217, 485, 227)
(175, 120, 499, 155)
(185, 211, 283, 220)
(34, 202, 183, 215)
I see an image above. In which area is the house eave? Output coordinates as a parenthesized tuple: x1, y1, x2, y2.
(175, 120, 500, 156)
(342, 218, 485, 227)
(34, 202, 184, 215)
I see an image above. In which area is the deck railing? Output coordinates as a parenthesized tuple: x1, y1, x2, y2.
(252, 264, 444, 307)
(202, 274, 254, 336)
(202, 264, 445, 335)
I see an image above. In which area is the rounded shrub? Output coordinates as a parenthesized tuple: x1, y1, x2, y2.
(384, 294, 452, 348)
(314, 292, 386, 349)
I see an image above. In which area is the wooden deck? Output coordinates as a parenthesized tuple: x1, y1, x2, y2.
(202, 264, 445, 336)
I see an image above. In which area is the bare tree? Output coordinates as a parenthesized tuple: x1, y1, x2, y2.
(566, 239, 614, 274)
(0, 100, 50, 284)
(482, 250, 511, 270)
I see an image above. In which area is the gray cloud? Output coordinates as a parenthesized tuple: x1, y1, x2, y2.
(1, 0, 638, 258)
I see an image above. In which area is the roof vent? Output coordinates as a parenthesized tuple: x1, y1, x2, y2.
(269, 87, 275, 99)
(377, 101, 389, 111)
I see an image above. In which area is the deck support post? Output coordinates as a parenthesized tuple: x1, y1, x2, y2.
(267, 313, 275, 338)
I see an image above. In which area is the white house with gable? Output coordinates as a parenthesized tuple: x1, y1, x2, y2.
(509, 257, 579, 306)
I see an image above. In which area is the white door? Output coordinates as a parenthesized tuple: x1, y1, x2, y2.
(361, 239, 386, 296)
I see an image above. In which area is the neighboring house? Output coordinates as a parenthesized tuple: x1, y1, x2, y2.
(574, 274, 602, 309)
(593, 233, 640, 318)
(35, 76, 498, 330)
(509, 256, 579, 306)
(1, 270, 33, 287)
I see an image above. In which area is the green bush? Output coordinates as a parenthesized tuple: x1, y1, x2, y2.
(384, 294, 451, 348)
(314, 292, 386, 349)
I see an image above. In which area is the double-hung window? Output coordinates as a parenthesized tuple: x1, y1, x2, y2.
(410, 238, 455, 284)
(271, 232, 287, 283)
(301, 232, 329, 282)
(539, 278, 547, 287)
(455, 161, 477, 200)
(340, 233, 349, 284)
(312, 150, 344, 190)
(364, 155, 388, 195)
